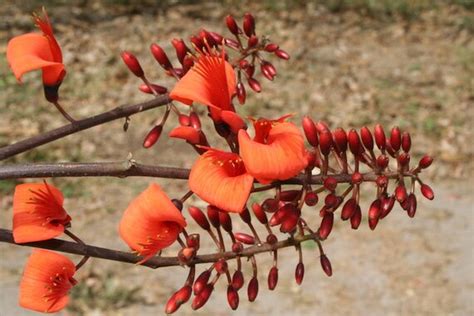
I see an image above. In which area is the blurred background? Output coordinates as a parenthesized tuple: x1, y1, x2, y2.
(0, 0, 473, 315)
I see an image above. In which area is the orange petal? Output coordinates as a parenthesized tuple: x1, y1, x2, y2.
(170, 55, 236, 111)
(19, 250, 75, 313)
(33, 7, 62, 63)
(119, 183, 186, 262)
(189, 149, 254, 213)
(169, 126, 201, 144)
(221, 110, 246, 133)
(238, 122, 307, 183)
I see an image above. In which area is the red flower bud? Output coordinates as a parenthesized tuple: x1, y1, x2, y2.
(360, 126, 374, 151)
(120, 51, 144, 77)
(395, 185, 407, 203)
(192, 284, 214, 310)
(237, 81, 246, 105)
(174, 284, 192, 304)
(397, 152, 410, 166)
(268, 266, 279, 290)
(280, 213, 299, 233)
(280, 190, 301, 201)
(380, 195, 395, 219)
(247, 77, 262, 92)
(232, 270, 244, 290)
(186, 234, 200, 249)
(232, 242, 243, 253)
(368, 216, 379, 230)
(315, 121, 330, 133)
(261, 198, 279, 213)
(302, 116, 319, 147)
(418, 155, 433, 169)
(376, 175, 388, 188)
(219, 211, 232, 232)
(143, 125, 163, 148)
(260, 63, 274, 81)
(402, 132, 411, 152)
(295, 262, 305, 285)
(234, 232, 255, 245)
(225, 15, 240, 35)
(348, 129, 362, 156)
(350, 205, 362, 229)
(243, 13, 255, 37)
(305, 191, 318, 206)
(165, 295, 179, 314)
(207, 205, 221, 228)
(333, 128, 348, 152)
(266, 233, 278, 244)
(247, 276, 259, 302)
(376, 154, 389, 169)
(209, 31, 224, 44)
(275, 49, 290, 60)
(189, 112, 201, 130)
(318, 212, 334, 239)
(324, 177, 338, 191)
(150, 43, 172, 70)
(385, 140, 396, 157)
(215, 259, 228, 274)
(390, 126, 401, 152)
(227, 285, 239, 310)
(420, 184, 434, 200)
(252, 203, 268, 224)
(171, 38, 189, 64)
(341, 198, 357, 220)
(224, 38, 240, 50)
(248, 35, 259, 48)
(188, 206, 210, 230)
(374, 124, 386, 150)
(190, 35, 205, 51)
(407, 193, 417, 218)
(178, 114, 190, 126)
(193, 270, 211, 295)
(368, 199, 382, 220)
(245, 64, 255, 77)
(138, 83, 168, 95)
(320, 254, 332, 277)
(319, 131, 333, 156)
(324, 193, 338, 208)
(351, 172, 363, 184)
(264, 43, 279, 52)
(182, 55, 194, 73)
(239, 207, 252, 224)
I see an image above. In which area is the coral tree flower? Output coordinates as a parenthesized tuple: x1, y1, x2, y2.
(189, 148, 254, 213)
(19, 250, 76, 313)
(6, 8, 65, 101)
(119, 183, 187, 263)
(13, 182, 71, 244)
(238, 116, 308, 184)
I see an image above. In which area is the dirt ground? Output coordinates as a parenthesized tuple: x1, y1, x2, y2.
(0, 1, 473, 315)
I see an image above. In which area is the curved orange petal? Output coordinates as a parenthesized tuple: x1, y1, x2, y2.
(189, 149, 254, 213)
(33, 7, 62, 63)
(169, 126, 201, 144)
(119, 183, 186, 262)
(221, 110, 246, 133)
(170, 55, 236, 111)
(19, 250, 75, 313)
(13, 182, 70, 243)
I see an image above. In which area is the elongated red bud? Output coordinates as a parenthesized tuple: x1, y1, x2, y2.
(261, 198, 279, 213)
(165, 295, 179, 314)
(341, 198, 357, 220)
(248, 35, 259, 48)
(243, 13, 255, 36)
(171, 38, 189, 64)
(320, 254, 332, 277)
(376, 155, 389, 169)
(319, 212, 334, 239)
(234, 232, 255, 245)
(368, 216, 379, 230)
(348, 129, 362, 156)
(199, 29, 217, 47)
(305, 191, 318, 206)
(315, 121, 330, 133)
(121, 51, 144, 77)
(395, 184, 407, 203)
(193, 270, 211, 295)
(150, 43, 172, 70)
(390, 126, 401, 152)
(226, 15, 240, 35)
(324, 177, 338, 191)
(402, 132, 411, 152)
(188, 206, 210, 230)
(219, 211, 232, 232)
(407, 193, 417, 217)
(398, 152, 410, 167)
(380, 195, 395, 219)
(143, 125, 163, 148)
(207, 205, 221, 228)
(169, 126, 200, 144)
(239, 207, 252, 224)
(351, 172, 363, 184)
(248, 77, 262, 92)
(189, 112, 201, 130)
(302, 116, 319, 147)
(209, 31, 224, 44)
(333, 128, 348, 152)
(192, 284, 214, 310)
(350, 205, 362, 229)
(268, 266, 278, 290)
(232, 242, 243, 253)
(247, 277, 259, 302)
(295, 262, 304, 285)
(138, 83, 168, 95)
(245, 64, 255, 77)
(374, 124, 386, 150)
(186, 234, 200, 249)
(385, 140, 396, 157)
(368, 199, 382, 220)
(280, 213, 299, 233)
(262, 61, 276, 76)
(420, 184, 434, 200)
(376, 175, 388, 188)
(260, 63, 274, 81)
(280, 190, 301, 201)
(178, 114, 190, 126)
(264, 43, 279, 52)
(324, 193, 338, 208)
(252, 203, 268, 224)
(227, 285, 239, 310)
(237, 82, 246, 105)
(270, 204, 299, 227)
(174, 285, 192, 305)
(319, 131, 333, 156)
(418, 155, 433, 169)
(275, 49, 290, 60)
(266, 233, 278, 244)
(360, 126, 374, 151)
(215, 259, 228, 275)
(224, 37, 240, 50)
(232, 270, 244, 290)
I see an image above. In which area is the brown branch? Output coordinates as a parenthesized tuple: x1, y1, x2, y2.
(0, 95, 171, 161)
(0, 228, 316, 269)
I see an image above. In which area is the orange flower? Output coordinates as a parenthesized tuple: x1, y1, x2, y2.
(238, 117, 308, 184)
(119, 183, 187, 263)
(189, 148, 254, 213)
(19, 250, 76, 313)
(13, 182, 71, 244)
(169, 53, 236, 111)
(6, 8, 65, 98)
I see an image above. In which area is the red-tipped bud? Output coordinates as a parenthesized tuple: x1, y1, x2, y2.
(376, 175, 388, 188)
(280, 190, 302, 201)
(237, 82, 246, 105)
(261, 198, 279, 213)
(398, 152, 410, 166)
(143, 125, 163, 148)
(138, 83, 168, 95)
(224, 38, 240, 50)
(165, 295, 179, 314)
(247, 77, 262, 92)
(341, 198, 357, 220)
(368, 216, 379, 230)
(232, 270, 244, 290)
(215, 259, 228, 274)
(245, 64, 255, 77)
(150, 43, 172, 70)
(275, 49, 290, 60)
(348, 129, 362, 156)
(263, 61, 276, 76)
(247, 277, 259, 302)
(385, 140, 396, 157)
(226, 15, 240, 35)
(207, 205, 221, 228)
(232, 242, 243, 253)
(374, 124, 386, 150)
(324, 177, 338, 191)
(171, 38, 189, 64)
(395, 184, 407, 203)
(174, 284, 192, 305)
(368, 199, 382, 220)
(192, 284, 214, 310)
(239, 207, 252, 224)
(266, 233, 278, 244)
(402, 132, 411, 152)
(302, 116, 319, 147)
(243, 13, 255, 36)
(350, 205, 362, 229)
(260, 63, 274, 81)
(390, 126, 401, 152)
(193, 270, 211, 295)
(264, 43, 279, 52)
(270, 204, 299, 227)
(280, 213, 299, 233)
(178, 114, 190, 126)
(295, 262, 305, 285)
(320, 254, 332, 277)
(248, 35, 259, 48)
(351, 172, 363, 184)
(333, 128, 348, 152)
(219, 211, 232, 232)
(418, 155, 433, 169)
(190, 35, 205, 51)
(420, 184, 434, 200)
(376, 155, 389, 169)
(407, 193, 417, 218)
(316, 121, 330, 133)
(318, 212, 334, 239)
(305, 191, 319, 206)
(186, 234, 200, 249)
(234, 232, 255, 245)
(120, 51, 144, 77)
(268, 266, 279, 290)
(319, 131, 333, 156)
(380, 195, 396, 219)
(227, 285, 239, 310)
(252, 203, 268, 224)
(360, 126, 374, 151)
(188, 206, 210, 230)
